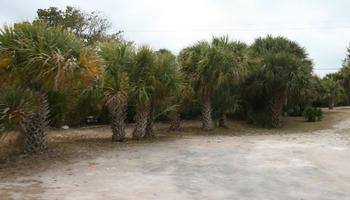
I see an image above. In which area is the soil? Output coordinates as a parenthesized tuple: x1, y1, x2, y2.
(1, 107, 350, 200)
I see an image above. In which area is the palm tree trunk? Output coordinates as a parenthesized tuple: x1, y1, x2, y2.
(169, 105, 181, 131)
(218, 112, 228, 128)
(269, 90, 286, 128)
(201, 91, 213, 131)
(144, 120, 155, 138)
(132, 102, 150, 139)
(109, 93, 128, 142)
(20, 92, 49, 153)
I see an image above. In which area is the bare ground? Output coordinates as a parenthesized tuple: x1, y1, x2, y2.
(1, 107, 350, 200)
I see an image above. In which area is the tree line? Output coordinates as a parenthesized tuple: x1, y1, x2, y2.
(0, 6, 349, 153)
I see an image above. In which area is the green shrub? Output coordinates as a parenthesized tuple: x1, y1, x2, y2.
(302, 107, 323, 122)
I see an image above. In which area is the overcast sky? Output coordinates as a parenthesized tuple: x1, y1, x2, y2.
(1, 0, 350, 77)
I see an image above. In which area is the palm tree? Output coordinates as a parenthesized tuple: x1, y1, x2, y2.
(321, 75, 346, 109)
(211, 36, 248, 128)
(179, 36, 247, 131)
(0, 22, 103, 153)
(286, 74, 320, 116)
(249, 35, 313, 128)
(99, 41, 134, 141)
(128, 46, 155, 139)
(168, 78, 189, 132)
(179, 42, 217, 131)
(144, 49, 181, 137)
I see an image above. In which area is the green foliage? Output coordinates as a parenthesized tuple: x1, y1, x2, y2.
(71, 83, 104, 126)
(47, 90, 69, 127)
(210, 36, 249, 119)
(0, 21, 104, 127)
(99, 41, 134, 106)
(0, 88, 39, 133)
(243, 35, 313, 127)
(179, 98, 202, 120)
(4, 8, 350, 133)
(336, 45, 350, 105)
(320, 76, 346, 107)
(0, 22, 81, 90)
(249, 35, 312, 95)
(148, 49, 182, 122)
(179, 36, 248, 122)
(128, 46, 156, 104)
(302, 107, 323, 122)
(285, 75, 323, 116)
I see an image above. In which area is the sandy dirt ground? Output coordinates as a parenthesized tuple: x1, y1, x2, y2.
(0, 108, 350, 200)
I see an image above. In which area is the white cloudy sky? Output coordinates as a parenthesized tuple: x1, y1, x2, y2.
(1, 0, 350, 77)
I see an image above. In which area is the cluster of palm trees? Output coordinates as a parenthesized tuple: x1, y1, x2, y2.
(0, 22, 186, 152)
(4, 19, 344, 154)
(99, 43, 182, 140)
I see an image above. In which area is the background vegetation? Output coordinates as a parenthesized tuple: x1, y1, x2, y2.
(1, 6, 350, 153)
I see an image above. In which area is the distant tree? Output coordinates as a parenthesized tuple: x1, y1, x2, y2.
(35, 6, 122, 45)
(321, 74, 346, 109)
(339, 44, 350, 105)
(345, 44, 350, 63)
(285, 75, 322, 116)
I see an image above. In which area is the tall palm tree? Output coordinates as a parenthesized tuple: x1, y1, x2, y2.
(0, 22, 103, 153)
(249, 35, 313, 128)
(99, 41, 134, 141)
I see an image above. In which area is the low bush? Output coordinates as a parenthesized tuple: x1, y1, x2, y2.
(302, 107, 323, 122)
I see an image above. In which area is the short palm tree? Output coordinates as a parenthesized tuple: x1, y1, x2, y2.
(99, 41, 134, 141)
(179, 42, 218, 131)
(128, 46, 155, 139)
(321, 75, 346, 109)
(0, 22, 103, 153)
(145, 49, 181, 137)
(168, 75, 189, 132)
(211, 36, 248, 128)
(179, 36, 247, 131)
